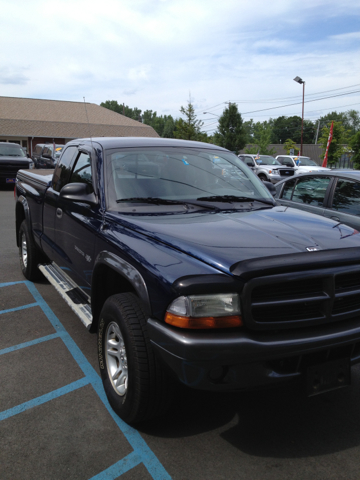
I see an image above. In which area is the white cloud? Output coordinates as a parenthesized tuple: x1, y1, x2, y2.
(0, 0, 359, 125)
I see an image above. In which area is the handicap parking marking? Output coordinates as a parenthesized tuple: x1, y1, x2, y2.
(0, 280, 172, 480)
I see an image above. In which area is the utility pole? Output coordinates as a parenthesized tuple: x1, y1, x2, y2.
(315, 120, 321, 144)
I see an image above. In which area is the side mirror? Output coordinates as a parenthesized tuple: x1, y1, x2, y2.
(60, 183, 97, 205)
(263, 181, 276, 196)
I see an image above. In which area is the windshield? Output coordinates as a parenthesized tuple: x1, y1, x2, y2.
(105, 147, 273, 211)
(0, 144, 26, 157)
(255, 155, 281, 166)
(296, 157, 318, 166)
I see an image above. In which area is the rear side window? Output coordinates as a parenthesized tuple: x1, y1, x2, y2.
(332, 179, 360, 215)
(292, 176, 331, 206)
(52, 146, 78, 192)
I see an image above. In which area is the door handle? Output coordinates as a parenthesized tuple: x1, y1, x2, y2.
(331, 216, 340, 222)
(56, 208, 63, 219)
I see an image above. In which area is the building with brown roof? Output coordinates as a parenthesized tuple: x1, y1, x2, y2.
(0, 96, 158, 154)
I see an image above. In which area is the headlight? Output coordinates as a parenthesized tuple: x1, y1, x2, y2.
(29, 161, 35, 169)
(165, 294, 242, 329)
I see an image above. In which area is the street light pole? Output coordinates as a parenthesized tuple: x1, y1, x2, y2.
(293, 76, 305, 156)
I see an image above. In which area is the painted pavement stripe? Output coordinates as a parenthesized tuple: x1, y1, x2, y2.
(0, 281, 172, 480)
(0, 332, 60, 356)
(89, 452, 142, 480)
(0, 302, 38, 315)
(0, 377, 91, 421)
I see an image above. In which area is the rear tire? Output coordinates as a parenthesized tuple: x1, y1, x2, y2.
(19, 220, 43, 281)
(97, 292, 173, 425)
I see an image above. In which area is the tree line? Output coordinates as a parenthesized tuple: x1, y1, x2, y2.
(100, 100, 360, 168)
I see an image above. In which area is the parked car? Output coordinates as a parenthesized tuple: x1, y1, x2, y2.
(275, 155, 330, 174)
(274, 170, 360, 230)
(15, 137, 360, 425)
(32, 143, 65, 169)
(0, 142, 34, 185)
(238, 154, 295, 183)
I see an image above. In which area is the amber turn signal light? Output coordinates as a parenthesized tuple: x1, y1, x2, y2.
(165, 313, 243, 329)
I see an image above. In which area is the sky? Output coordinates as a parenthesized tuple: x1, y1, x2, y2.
(1, 0, 360, 133)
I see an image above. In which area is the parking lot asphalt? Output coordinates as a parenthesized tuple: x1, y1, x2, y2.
(2, 185, 360, 480)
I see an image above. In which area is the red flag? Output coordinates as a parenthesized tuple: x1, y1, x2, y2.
(322, 121, 334, 167)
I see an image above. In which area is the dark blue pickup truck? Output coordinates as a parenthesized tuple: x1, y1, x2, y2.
(15, 137, 360, 425)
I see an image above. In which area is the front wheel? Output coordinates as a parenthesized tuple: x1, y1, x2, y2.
(97, 292, 173, 425)
(258, 174, 267, 182)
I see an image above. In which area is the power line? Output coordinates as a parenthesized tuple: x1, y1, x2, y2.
(242, 102, 360, 119)
(197, 83, 360, 114)
(232, 83, 360, 104)
(240, 90, 360, 115)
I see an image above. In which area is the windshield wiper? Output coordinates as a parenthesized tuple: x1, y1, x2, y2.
(115, 197, 219, 210)
(117, 197, 185, 205)
(196, 195, 275, 206)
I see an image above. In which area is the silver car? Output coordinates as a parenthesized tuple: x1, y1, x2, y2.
(238, 154, 296, 183)
(274, 170, 360, 230)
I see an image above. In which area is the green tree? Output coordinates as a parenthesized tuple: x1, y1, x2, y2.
(174, 100, 203, 140)
(283, 139, 300, 155)
(349, 131, 360, 170)
(245, 120, 276, 155)
(213, 103, 246, 154)
(100, 100, 142, 122)
(271, 116, 315, 144)
(345, 109, 360, 136)
(319, 121, 349, 166)
(162, 116, 176, 138)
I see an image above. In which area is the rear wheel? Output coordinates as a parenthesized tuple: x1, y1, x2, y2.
(19, 220, 43, 281)
(97, 292, 173, 425)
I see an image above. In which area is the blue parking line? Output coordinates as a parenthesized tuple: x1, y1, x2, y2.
(0, 302, 38, 315)
(0, 281, 172, 480)
(89, 451, 142, 479)
(0, 333, 60, 356)
(0, 377, 91, 421)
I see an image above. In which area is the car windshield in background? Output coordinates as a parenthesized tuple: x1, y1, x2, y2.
(296, 157, 318, 166)
(0, 145, 26, 157)
(255, 156, 281, 166)
(105, 147, 273, 210)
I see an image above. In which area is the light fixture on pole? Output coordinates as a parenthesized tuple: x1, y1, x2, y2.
(293, 76, 305, 156)
(203, 112, 220, 118)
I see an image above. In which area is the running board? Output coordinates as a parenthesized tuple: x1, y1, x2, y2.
(38, 263, 93, 330)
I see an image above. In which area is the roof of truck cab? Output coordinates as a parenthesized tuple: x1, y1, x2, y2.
(69, 137, 229, 151)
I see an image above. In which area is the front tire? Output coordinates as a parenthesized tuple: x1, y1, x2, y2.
(19, 220, 43, 281)
(98, 293, 173, 425)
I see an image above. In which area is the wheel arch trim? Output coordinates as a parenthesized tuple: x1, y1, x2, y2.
(92, 251, 151, 315)
(16, 195, 31, 246)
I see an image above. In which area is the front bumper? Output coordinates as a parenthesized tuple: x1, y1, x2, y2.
(147, 317, 360, 391)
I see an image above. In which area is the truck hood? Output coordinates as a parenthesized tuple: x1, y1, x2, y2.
(109, 206, 360, 274)
(296, 166, 330, 172)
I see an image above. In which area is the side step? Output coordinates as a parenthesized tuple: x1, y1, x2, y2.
(38, 263, 93, 330)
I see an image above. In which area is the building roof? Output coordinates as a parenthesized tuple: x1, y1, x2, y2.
(0, 96, 158, 138)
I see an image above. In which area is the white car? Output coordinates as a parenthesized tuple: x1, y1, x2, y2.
(275, 155, 330, 174)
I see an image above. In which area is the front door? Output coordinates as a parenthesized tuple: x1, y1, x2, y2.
(54, 149, 101, 294)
